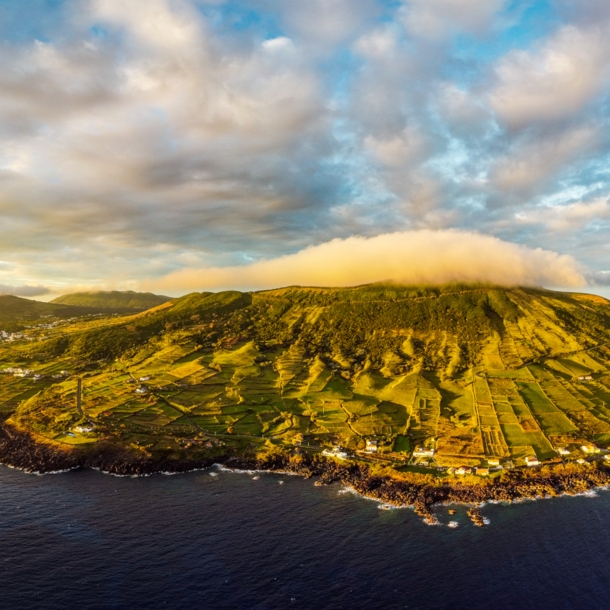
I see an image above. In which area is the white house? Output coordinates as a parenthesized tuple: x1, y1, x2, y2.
(135, 385, 149, 395)
(413, 446, 435, 458)
(74, 425, 95, 433)
(365, 440, 378, 453)
(525, 456, 540, 466)
(581, 444, 600, 454)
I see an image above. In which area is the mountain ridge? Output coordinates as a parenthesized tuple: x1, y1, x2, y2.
(51, 290, 172, 311)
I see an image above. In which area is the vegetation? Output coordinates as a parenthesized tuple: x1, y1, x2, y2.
(0, 295, 137, 333)
(3, 283, 610, 471)
(51, 290, 171, 310)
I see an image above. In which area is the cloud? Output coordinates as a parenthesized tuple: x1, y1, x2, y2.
(489, 24, 610, 129)
(0, 284, 51, 297)
(0, 0, 610, 292)
(490, 127, 600, 194)
(401, 0, 507, 40)
(269, 0, 379, 48)
(145, 230, 587, 292)
(515, 198, 610, 232)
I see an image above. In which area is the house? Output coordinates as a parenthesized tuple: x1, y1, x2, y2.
(365, 439, 378, 453)
(581, 444, 600, 454)
(475, 467, 490, 476)
(557, 447, 570, 456)
(74, 424, 95, 433)
(139, 376, 151, 382)
(455, 466, 471, 475)
(413, 446, 435, 458)
(486, 458, 500, 467)
(322, 447, 348, 460)
(135, 385, 149, 395)
(578, 375, 593, 381)
(525, 456, 540, 466)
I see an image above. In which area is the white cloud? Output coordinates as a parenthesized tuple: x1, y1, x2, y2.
(144, 230, 587, 292)
(516, 198, 610, 232)
(401, 0, 507, 40)
(275, 0, 379, 48)
(491, 127, 599, 193)
(364, 127, 427, 168)
(489, 24, 610, 129)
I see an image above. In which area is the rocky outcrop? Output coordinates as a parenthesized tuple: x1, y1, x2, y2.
(1, 423, 609, 522)
(0, 424, 217, 475)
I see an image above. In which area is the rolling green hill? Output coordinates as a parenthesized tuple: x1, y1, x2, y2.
(4, 283, 610, 470)
(51, 290, 172, 310)
(0, 295, 136, 333)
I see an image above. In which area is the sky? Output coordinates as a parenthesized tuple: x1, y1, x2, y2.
(1, 0, 610, 298)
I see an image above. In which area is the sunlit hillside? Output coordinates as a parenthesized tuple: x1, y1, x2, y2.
(51, 290, 171, 310)
(3, 284, 610, 468)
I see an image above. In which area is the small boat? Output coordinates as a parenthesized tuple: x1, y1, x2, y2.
(209, 472, 218, 477)
(314, 480, 323, 486)
(448, 521, 459, 528)
(448, 509, 456, 515)
(252, 476, 260, 480)
(278, 480, 284, 485)
(379, 504, 393, 511)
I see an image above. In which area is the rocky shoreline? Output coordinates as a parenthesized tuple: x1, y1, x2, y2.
(2, 423, 610, 525)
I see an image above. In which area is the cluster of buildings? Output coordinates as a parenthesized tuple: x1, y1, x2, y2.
(1, 368, 69, 381)
(0, 331, 32, 343)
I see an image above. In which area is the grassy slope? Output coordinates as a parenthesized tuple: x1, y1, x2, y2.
(0, 295, 139, 333)
(51, 290, 172, 310)
(4, 283, 610, 466)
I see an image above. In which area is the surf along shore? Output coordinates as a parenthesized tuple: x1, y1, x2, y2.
(2, 422, 610, 526)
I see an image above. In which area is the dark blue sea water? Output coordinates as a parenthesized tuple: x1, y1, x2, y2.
(1, 466, 610, 610)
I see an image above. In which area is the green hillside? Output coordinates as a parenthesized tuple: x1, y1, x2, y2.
(0, 295, 135, 333)
(52, 290, 172, 310)
(4, 283, 610, 470)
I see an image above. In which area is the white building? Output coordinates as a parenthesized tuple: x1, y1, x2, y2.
(365, 440, 378, 453)
(74, 425, 95, 433)
(525, 456, 540, 466)
(581, 444, 600, 454)
(413, 446, 435, 458)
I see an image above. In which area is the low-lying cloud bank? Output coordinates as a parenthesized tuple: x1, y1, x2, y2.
(0, 284, 51, 298)
(145, 230, 587, 293)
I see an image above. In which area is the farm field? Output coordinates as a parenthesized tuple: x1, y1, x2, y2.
(3, 284, 610, 469)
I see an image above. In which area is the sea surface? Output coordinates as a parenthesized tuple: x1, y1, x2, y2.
(1, 466, 610, 610)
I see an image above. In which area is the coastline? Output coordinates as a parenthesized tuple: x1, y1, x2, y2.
(2, 423, 610, 525)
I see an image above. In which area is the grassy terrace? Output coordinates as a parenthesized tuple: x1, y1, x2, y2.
(3, 284, 610, 469)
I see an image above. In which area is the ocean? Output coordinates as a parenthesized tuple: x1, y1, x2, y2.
(1, 465, 610, 610)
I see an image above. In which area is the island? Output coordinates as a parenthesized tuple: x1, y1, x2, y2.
(2, 283, 610, 525)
